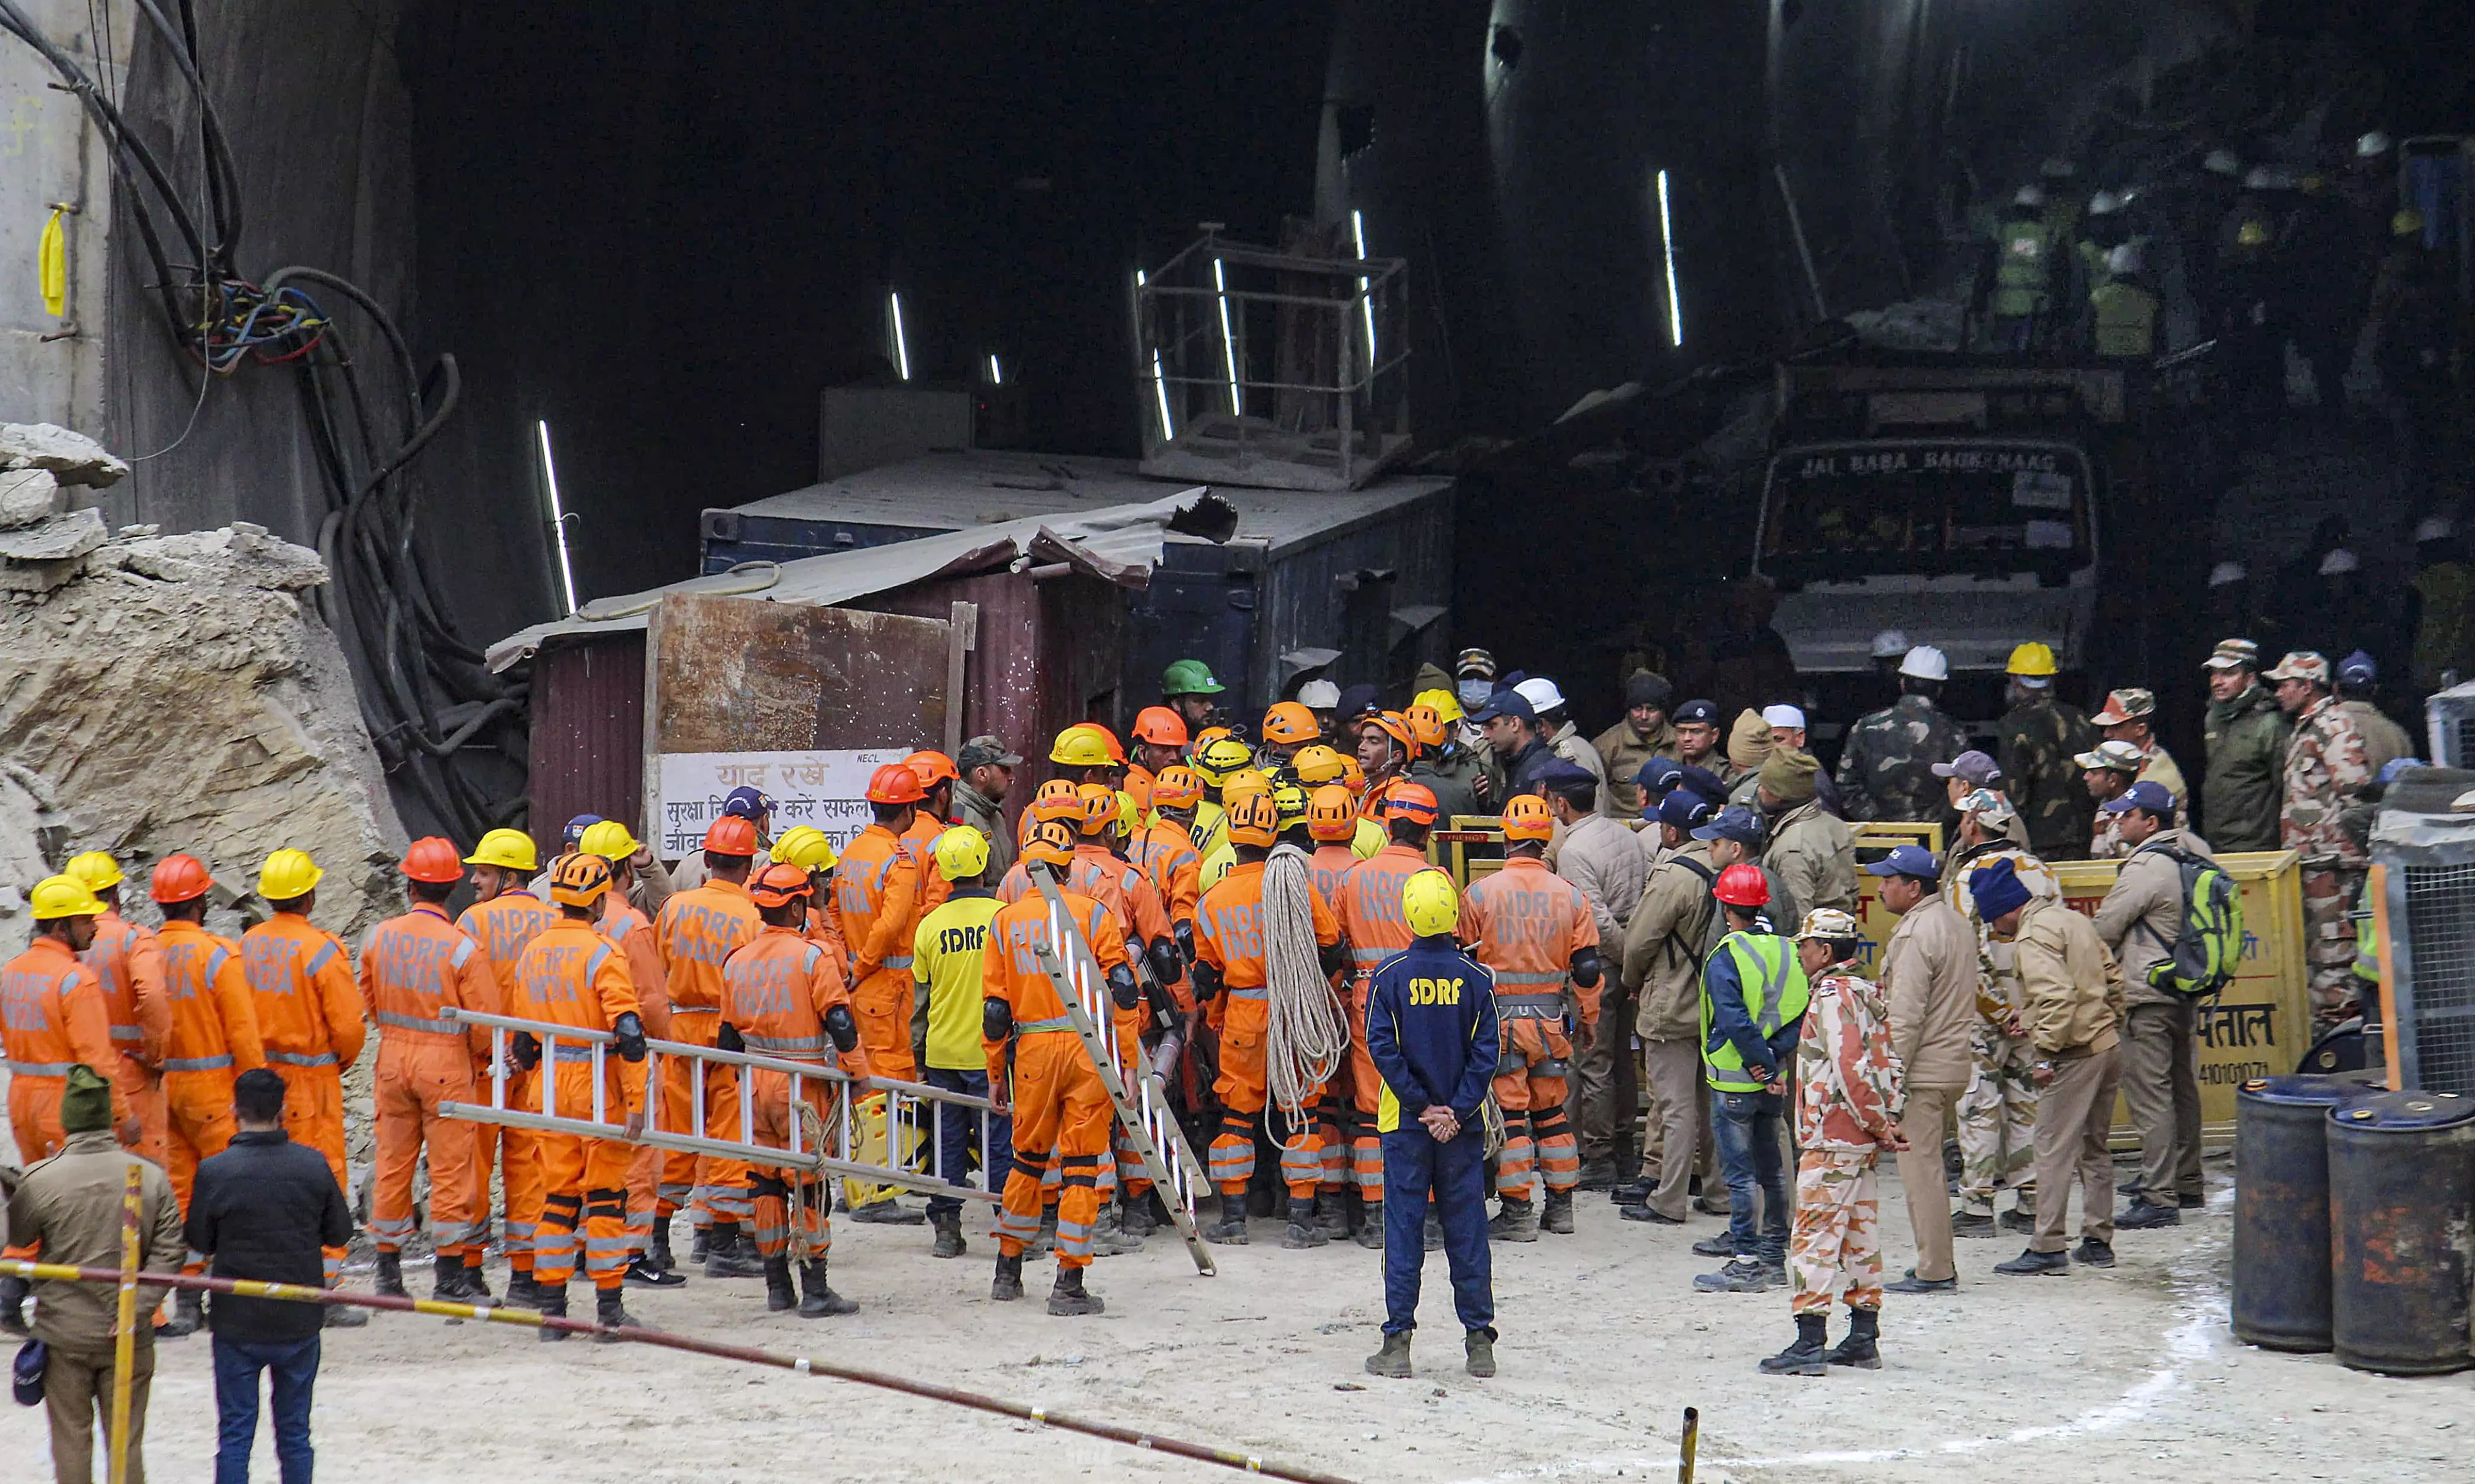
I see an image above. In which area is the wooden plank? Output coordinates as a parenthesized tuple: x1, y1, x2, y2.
(944, 600, 976, 757)
(649, 592, 952, 753)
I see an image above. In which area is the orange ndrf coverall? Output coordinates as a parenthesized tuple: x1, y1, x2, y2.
(983, 888, 1126, 1269)
(1461, 855, 1601, 1199)
(156, 919, 265, 1269)
(837, 822, 925, 1083)
(601, 894, 673, 1261)
(1334, 845, 1440, 1209)
(655, 879, 759, 1229)
(3, 937, 126, 1165)
(241, 911, 367, 1284)
(1195, 861, 1342, 1203)
(508, 917, 645, 1292)
(457, 888, 554, 1268)
(83, 909, 169, 1164)
(1068, 845, 1177, 1201)
(359, 902, 499, 1260)
(723, 925, 866, 1260)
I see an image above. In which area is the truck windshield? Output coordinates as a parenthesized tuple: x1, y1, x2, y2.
(1759, 442, 2093, 582)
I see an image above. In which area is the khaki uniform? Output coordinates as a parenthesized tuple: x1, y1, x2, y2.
(2283, 695, 2373, 1023)
(1944, 840, 2059, 1217)
(1878, 894, 1979, 1282)
(2340, 699, 2414, 783)
(1547, 720, 1615, 816)
(1556, 815, 1645, 1169)
(2092, 828, 2211, 1208)
(1618, 842, 1720, 1219)
(2009, 899, 2126, 1253)
(1594, 717, 1678, 816)
(1762, 798, 1856, 917)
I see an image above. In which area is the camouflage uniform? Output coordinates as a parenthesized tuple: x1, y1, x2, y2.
(1789, 961, 1904, 1317)
(1835, 695, 1969, 823)
(2283, 695, 2373, 1023)
(1943, 840, 2059, 1218)
(1998, 697, 2095, 860)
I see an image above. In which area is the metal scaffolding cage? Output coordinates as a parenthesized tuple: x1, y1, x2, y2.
(1133, 226, 1410, 491)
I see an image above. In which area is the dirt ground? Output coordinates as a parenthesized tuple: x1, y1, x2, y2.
(7, 1152, 2471, 1484)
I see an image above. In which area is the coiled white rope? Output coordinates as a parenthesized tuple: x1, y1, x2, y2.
(1262, 843, 1349, 1145)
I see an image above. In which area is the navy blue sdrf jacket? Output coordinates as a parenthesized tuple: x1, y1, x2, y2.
(1366, 934, 1500, 1133)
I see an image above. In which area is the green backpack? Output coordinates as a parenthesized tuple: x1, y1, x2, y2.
(2134, 843, 2243, 1000)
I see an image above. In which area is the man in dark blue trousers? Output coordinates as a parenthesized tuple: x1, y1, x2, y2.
(1364, 870, 1501, 1379)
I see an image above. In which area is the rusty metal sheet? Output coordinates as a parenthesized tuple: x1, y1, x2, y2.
(527, 633, 647, 844)
(649, 593, 953, 753)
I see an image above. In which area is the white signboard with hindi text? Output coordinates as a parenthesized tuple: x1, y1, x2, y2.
(653, 750, 906, 861)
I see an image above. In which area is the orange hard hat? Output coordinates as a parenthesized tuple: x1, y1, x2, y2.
(548, 851, 614, 908)
(1031, 780, 1084, 823)
(400, 837, 464, 884)
(1075, 783, 1117, 836)
(1714, 862, 1770, 907)
(749, 861, 813, 908)
(1153, 766, 1204, 809)
(150, 853, 214, 905)
(1132, 706, 1191, 747)
(703, 814, 761, 855)
(1363, 710, 1418, 760)
(1024, 818, 1077, 868)
(1262, 702, 1320, 746)
(1501, 795, 1554, 843)
(1307, 785, 1357, 842)
(1341, 756, 1366, 788)
(867, 763, 927, 805)
(1226, 791, 1281, 849)
(1383, 782, 1441, 826)
(905, 750, 960, 787)
(1402, 703, 1449, 751)
(1195, 725, 1235, 750)
(1126, 769, 1155, 815)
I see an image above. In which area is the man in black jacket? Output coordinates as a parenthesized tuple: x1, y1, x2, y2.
(186, 1067, 353, 1484)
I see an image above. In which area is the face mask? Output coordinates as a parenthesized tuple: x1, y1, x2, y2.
(1457, 680, 1492, 710)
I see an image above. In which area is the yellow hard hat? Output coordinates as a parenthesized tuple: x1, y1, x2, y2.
(1412, 686, 1464, 724)
(64, 850, 123, 892)
(2394, 208, 2426, 239)
(1292, 744, 1348, 785)
(2236, 219, 2269, 248)
(257, 848, 323, 901)
(773, 824, 839, 872)
(1113, 790, 1139, 839)
(1049, 726, 1115, 769)
(29, 873, 106, 921)
(578, 819, 642, 862)
(2006, 641, 2058, 678)
(1273, 782, 1309, 832)
(1222, 768, 1272, 804)
(463, 827, 539, 873)
(1190, 736, 1256, 786)
(933, 825, 991, 882)
(1402, 870, 1459, 938)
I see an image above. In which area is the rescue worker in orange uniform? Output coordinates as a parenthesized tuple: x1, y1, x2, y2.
(1132, 766, 1206, 999)
(147, 853, 266, 1336)
(1260, 700, 1323, 775)
(1298, 746, 1388, 857)
(360, 837, 501, 1302)
(1068, 784, 1183, 1242)
(1306, 785, 1364, 903)
(3, 877, 129, 1166)
(455, 826, 553, 1294)
(1460, 795, 1604, 1241)
(655, 815, 765, 1273)
(1129, 705, 1191, 801)
(1355, 712, 1421, 819)
(239, 847, 369, 1325)
(722, 862, 870, 1317)
(982, 819, 1136, 1315)
(996, 782, 1085, 904)
(64, 851, 169, 1165)
(508, 852, 652, 1338)
(1334, 784, 1451, 1246)
(1192, 793, 1348, 1246)
(772, 825, 847, 965)
(902, 750, 962, 920)
(838, 764, 929, 1095)
(576, 820, 686, 1289)
(1051, 723, 1127, 790)
(1302, 783, 1368, 1218)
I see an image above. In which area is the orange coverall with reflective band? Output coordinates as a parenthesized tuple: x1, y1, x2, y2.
(655, 880, 760, 1225)
(1334, 845, 1448, 1203)
(2, 937, 126, 1167)
(903, 812, 956, 918)
(457, 889, 554, 1258)
(240, 912, 366, 1283)
(1195, 861, 1342, 1200)
(1069, 845, 1177, 1197)
(1131, 818, 1202, 924)
(599, 897, 671, 1257)
(508, 918, 645, 1290)
(836, 822, 924, 1082)
(155, 920, 263, 1263)
(724, 926, 865, 1259)
(1461, 855, 1601, 1199)
(83, 910, 170, 1164)
(982, 888, 1125, 1268)
(360, 903, 499, 1259)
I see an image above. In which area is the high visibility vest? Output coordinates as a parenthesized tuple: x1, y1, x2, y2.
(1700, 930, 1810, 1094)
(2090, 280, 2158, 359)
(1993, 219, 2055, 317)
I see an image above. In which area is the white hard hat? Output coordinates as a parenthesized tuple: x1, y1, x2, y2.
(2357, 131, 2393, 159)
(2107, 241, 2147, 276)
(2208, 560, 2248, 587)
(1870, 629, 1911, 659)
(2319, 547, 2359, 576)
(2415, 515, 2457, 544)
(1899, 646, 1950, 682)
(1761, 703, 1806, 730)
(2040, 157, 2077, 180)
(2012, 184, 2047, 209)
(1296, 679, 1341, 710)
(2203, 150, 2243, 178)
(1513, 676, 1566, 713)
(2087, 189, 2123, 216)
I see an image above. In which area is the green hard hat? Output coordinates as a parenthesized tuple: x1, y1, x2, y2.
(1162, 658, 1225, 697)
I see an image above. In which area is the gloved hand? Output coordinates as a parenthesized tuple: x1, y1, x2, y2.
(613, 1012, 647, 1063)
(509, 1031, 542, 1071)
(824, 1003, 859, 1054)
(718, 1023, 745, 1054)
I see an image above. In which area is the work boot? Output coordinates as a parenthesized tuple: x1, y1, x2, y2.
(1352, 1212, 1386, 1249)
(156, 1288, 205, 1339)
(1690, 1233, 1736, 1259)
(1950, 1211, 1996, 1239)
(624, 1255, 685, 1289)
(536, 1283, 569, 1341)
(930, 1209, 968, 1259)
(1621, 1203, 1684, 1225)
(1281, 1197, 1330, 1249)
(763, 1255, 798, 1312)
(1610, 1176, 1655, 1206)
(798, 1258, 857, 1317)
(1028, 1208, 1059, 1257)
(1884, 1268, 1956, 1295)
(458, 1257, 497, 1302)
(1121, 1195, 1161, 1239)
(1693, 1259, 1783, 1293)
(849, 1198, 925, 1226)
(593, 1286, 649, 1343)
(1092, 1208, 1144, 1257)
(991, 1254, 1026, 1302)
(374, 1252, 409, 1299)
(1464, 1329, 1496, 1378)
(1999, 1208, 2039, 1235)
(1202, 1211, 1250, 1245)
(1759, 1314, 1829, 1376)
(1825, 1307, 1881, 1369)
(323, 1299, 369, 1328)
(2116, 1199, 2181, 1230)
(1046, 1265, 1106, 1316)
(2178, 1192, 2206, 1210)
(704, 1223, 765, 1278)
(649, 1218, 679, 1276)
(1992, 1247, 2071, 1277)
(1364, 1331, 1413, 1378)
(1314, 1190, 1347, 1239)
(1424, 1212, 1445, 1252)
(1541, 1190, 1576, 1235)
(2072, 1238, 2117, 1269)
(430, 1255, 464, 1301)
(505, 1269, 541, 1310)
(688, 1226, 710, 1265)
(1489, 1197, 1540, 1243)
(1692, 1191, 1732, 1217)
(1574, 1157, 1618, 1191)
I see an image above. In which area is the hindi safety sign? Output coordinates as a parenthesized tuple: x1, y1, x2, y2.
(652, 750, 907, 861)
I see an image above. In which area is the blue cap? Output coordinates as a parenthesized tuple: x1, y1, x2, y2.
(1634, 755, 1685, 805)
(2378, 757, 2427, 785)
(1969, 858, 2032, 921)
(1673, 699, 1721, 725)
(722, 786, 776, 820)
(1540, 760, 1595, 791)
(1691, 804, 1764, 846)
(1471, 690, 1537, 724)
(1658, 788, 1717, 831)
(2101, 779, 2176, 815)
(1673, 765, 1729, 807)
(2338, 649, 2377, 685)
(1863, 844, 1940, 880)
(563, 813, 604, 847)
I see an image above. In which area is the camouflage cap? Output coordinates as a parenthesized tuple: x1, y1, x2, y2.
(2090, 688, 2156, 726)
(2073, 738, 2147, 774)
(2264, 651, 2331, 685)
(1956, 787, 2016, 827)
(1794, 907, 1862, 943)
(2203, 638, 2260, 672)
(956, 734, 1023, 771)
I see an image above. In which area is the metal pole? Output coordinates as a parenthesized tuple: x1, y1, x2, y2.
(1, 1260, 1357, 1484)
(1774, 163, 1828, 322)
(1677, 1406, 1699, 1483)
(108, 1162, 139, 1484)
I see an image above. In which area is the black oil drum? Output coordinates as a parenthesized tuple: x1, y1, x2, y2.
(2328, 1090, 2475, 1375)
(2231, 1073, 2387, 1350)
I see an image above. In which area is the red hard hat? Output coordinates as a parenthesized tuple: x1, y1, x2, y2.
(867, 763, 927, 805)
(703, 814, 761, 855)
(400, 837, 464, 885)
(150, 853, 214, 905)
(1714, 862, 1770, 908)
(1131, 706, 1191, 747)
